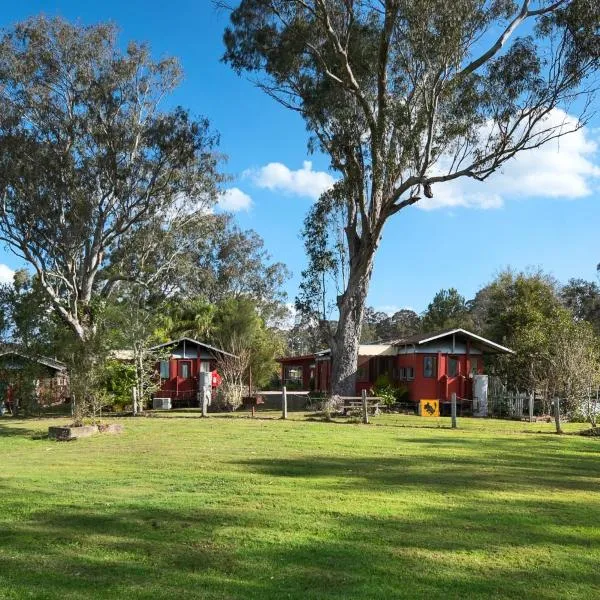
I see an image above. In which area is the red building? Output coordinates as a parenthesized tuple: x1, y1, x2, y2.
(278, 328, 513, 410)
(151, 338, 232, 407)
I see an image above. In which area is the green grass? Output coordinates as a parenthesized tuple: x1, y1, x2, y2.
(0, 412, 599, 599)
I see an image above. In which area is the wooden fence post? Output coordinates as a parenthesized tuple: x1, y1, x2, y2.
(132, 387, 138, 416)
(282, 386, 288, 420)
(201, 390, 208, 418)
(361, 389, 369, 425)
(451, 393, 457, 429)
(528, 392, 534, 423)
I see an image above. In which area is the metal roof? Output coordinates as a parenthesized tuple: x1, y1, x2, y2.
(149, 337, 237, 358)
(277, 328, 514, 361)
(389, 328, 515, 354)
(0, 347, 67, 371)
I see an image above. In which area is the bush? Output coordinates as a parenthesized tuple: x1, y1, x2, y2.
(101, 360, 137, 410)
(372, 375, 408, 406)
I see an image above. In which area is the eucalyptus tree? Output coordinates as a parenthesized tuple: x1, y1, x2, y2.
(422, 288, 474, 333)
(0, 17, 222, 345)
(223, 0, 600, 394)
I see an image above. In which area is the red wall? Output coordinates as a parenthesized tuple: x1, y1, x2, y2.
(278, 351, 485, 402)
(156, 357, 217, 400)
(397, 353, 484, 402)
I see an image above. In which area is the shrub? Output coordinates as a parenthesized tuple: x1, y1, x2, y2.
(372, 375, 407, 407)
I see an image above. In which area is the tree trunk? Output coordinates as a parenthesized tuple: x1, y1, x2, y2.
(554, 397, 562, 434)
(330, 251, 374, 396)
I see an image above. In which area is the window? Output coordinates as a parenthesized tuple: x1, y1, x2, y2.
(448, 357, 459, 377)
(159, 361, 170, 379)
(399, 367, 406, 380)
(356, 364, 369, 382)
(179, 361, 191, 379)
(284, 366, 303, 388)
(406, 366, 414, 380)
(423, 356, 437, 378)
(470, 358, 479, 376)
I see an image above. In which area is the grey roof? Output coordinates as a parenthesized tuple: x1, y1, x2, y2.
(149, 337, 237, 358)
(0, 347, 67, 371)
(389, 328, 515, 354)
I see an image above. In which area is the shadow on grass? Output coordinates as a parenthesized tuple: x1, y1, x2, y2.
(0, 422, 45, 439)
(0, 496, 598, 600)
(235, 438, 600, 494)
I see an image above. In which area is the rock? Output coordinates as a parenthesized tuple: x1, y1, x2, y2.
(48, 425, 99, 441)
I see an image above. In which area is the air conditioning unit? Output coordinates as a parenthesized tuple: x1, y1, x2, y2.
(153, 397, 172, 410)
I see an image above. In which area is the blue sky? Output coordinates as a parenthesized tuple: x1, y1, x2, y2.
(1, 1, 599, 314)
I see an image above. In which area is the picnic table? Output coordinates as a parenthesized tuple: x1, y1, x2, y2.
(341, 398, 381, 416)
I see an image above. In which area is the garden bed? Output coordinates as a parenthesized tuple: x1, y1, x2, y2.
(48, 423, 123, 441)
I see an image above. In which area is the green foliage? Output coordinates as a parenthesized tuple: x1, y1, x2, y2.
(372, 374, 407, 406)
(422, 288, 473, 333)
(212, 297, 285, 389)
(561, 278, 600, 334)
(100, 360, 137, 410)
(166, 296, 285, 391)
(472, 269, 600, 404)
(361, 308, 421, 343)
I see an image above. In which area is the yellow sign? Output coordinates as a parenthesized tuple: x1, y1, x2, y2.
(419, 399, 440, 417)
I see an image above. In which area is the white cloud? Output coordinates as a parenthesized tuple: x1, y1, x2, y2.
(218, 187, 253, 212)
(245, 161, 336, 200)
(0, 264, 15, 284)
(419, 109, 600, 211)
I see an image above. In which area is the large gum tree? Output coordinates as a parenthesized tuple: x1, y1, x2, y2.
(0, 17, 222, 344)
(223, 0, 599, 394)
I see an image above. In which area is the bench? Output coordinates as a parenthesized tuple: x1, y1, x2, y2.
(342, 401, 381, 416)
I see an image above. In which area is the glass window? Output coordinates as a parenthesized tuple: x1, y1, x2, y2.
(470, 358, 479, 375)
(356, 364, 369, 382)
(179, 362, 191, 379)
(159, 361, 170, 379)
(406, 366, 414, 380)
(448, 358, 459, 377)
(424, 356, 437, 378)
(399, 367, 406, 380)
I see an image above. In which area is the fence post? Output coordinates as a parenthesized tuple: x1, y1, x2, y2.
(528, 392, 534, 423)
(282, 386, 288, 420)
(201, 390, 208, 418)
(451, 393, 457, 429)
(361, 389, 369, 425)
(132, 386, 138, 416)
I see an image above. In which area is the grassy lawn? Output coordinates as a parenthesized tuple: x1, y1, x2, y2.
(0, 412, 599, 599)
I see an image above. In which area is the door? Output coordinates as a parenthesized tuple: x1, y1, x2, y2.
(446, 356, 461, 399)
(177, 360, 195, 395)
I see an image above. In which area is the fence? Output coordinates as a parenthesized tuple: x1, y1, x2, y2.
(257, 390, 313, 411)
(487, 377, 600, 421)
